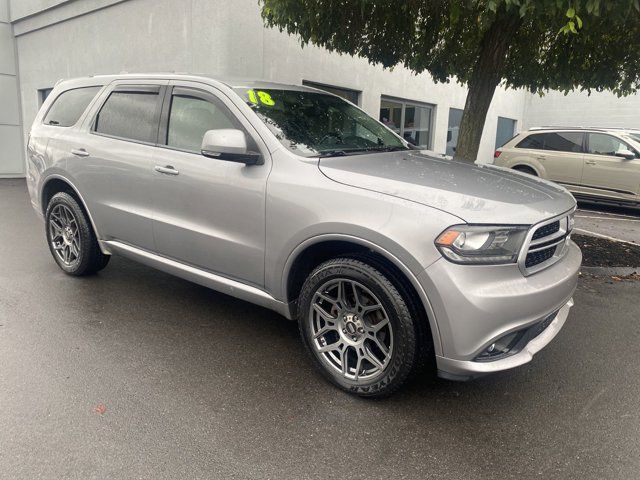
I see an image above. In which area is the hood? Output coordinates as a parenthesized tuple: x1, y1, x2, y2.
(318, 151, 576, 225)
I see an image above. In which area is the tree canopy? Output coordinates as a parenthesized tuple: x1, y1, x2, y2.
(261, 0, 640, 162)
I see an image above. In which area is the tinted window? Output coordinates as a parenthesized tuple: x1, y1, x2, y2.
(543, 132, 583, 152)
(95, 90, 160, 143)
(43, 87, 101, 127)
(516, 133, 544, 149)
(516, 132, 583, 152)
(588, 133, 634, 156)
(167, 94, 236, 152)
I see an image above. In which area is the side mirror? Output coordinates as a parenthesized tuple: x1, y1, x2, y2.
(201, 129, 262, 165)
(615, 149, 636, 160)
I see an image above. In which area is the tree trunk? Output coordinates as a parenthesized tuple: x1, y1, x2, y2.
(453, 12, 522, 164)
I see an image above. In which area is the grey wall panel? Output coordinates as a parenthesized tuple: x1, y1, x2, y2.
(10, 0, 69, 21)
(0, 0, 8, 22)
(12, 0, 128, 35)
(0, 23, 16, 74)
(0, 125, 24, 176)
(0, 75, 20, 125)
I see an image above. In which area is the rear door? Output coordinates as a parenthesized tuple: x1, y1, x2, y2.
(521, 132, 585, 185)
(72, 80, 167, 250)
(150, 81, 270, 286)
(580, 133, 640, 201)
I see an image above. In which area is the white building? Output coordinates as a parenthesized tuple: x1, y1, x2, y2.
(1, 0, 639, 177)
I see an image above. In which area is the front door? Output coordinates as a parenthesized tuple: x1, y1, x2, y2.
(580, 133, 640, 201)
(150, 82, 270, 287)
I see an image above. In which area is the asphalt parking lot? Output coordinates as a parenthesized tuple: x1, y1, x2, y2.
(1, 178, 640, 480)
(575, 204, 640, 244)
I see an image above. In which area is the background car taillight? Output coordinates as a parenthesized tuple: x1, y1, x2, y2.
(494, 149, 502, 158)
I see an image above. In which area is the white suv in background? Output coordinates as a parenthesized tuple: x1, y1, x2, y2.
(494, 127, 640, 207)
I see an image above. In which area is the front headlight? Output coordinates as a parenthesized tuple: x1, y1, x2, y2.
(435, 225, 528, 265)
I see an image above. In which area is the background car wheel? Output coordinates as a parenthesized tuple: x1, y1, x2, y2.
(45, 192, 110, 276)
(298, 256, 420, 397)
(513, 165, 538, 176)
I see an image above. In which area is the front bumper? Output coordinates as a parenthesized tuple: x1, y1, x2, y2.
(418, 240, 581, 380)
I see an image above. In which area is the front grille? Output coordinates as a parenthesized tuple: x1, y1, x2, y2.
(525, 246, 557, 268)
(520, 212, 573, 275)
(531, 221, 559, 240)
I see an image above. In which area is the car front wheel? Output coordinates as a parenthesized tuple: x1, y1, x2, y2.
(298, 257, 419, 397)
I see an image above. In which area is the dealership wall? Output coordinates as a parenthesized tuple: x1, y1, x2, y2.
(7, 0, 526, 173)
(0, 0, 23, 177)
(4, 0, 640, 178)
(523, 90, 640, 130)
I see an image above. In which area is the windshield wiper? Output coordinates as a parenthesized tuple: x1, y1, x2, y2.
(317, 146, 409, 158)
(317, 150, 348, 158)
(346, 145, 409, 154)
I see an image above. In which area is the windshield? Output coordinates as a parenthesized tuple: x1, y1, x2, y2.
(624, 132, 640, 144)
(233, 88, 409, 157)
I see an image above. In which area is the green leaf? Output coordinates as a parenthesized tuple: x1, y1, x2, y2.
(566, 7, 575, 18)
(450, 3, 460, 23)
(569, 21, 577, 33)
(575, 15, 582, 29)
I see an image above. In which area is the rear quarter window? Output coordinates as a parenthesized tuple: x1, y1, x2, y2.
(516, 133, 544, 150)
(43, 86, 102, 127)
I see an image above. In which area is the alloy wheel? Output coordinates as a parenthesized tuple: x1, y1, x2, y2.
(49, 204, 81, 267)
(308, 278, 394, 381)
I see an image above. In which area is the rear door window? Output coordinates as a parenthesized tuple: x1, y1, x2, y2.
(516, 132, 583, 153)
(542, 132, 583, 152)
(43, 86, 102, 127)
(94, 87, 162, 144)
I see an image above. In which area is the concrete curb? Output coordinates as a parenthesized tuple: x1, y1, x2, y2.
(580, 266, 640, 276)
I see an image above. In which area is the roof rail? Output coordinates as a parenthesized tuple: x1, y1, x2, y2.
(528, 126, 607, 132)
(529, 125, 640, 132)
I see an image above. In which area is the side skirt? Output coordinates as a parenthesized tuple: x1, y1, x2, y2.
(103, 240, 292, 319)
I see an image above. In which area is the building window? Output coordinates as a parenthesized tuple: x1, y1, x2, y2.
(379, 97, 434, 149)
(496, 116, 517, 148)
(302, 80, 361, 105)
(38, 88, 53, 106)
(446, 108, 463, 156)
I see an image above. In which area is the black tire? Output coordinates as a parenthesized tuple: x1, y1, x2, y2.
(45, 192, 110, 276)
(513, 165, 538, 176)
(298, 256, 420, 397)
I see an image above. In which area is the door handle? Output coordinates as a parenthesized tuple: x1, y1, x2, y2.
(585, 160, 597, 166)
(536, 156, 546, 160)
(154, 165, 179, 175)
(71, 148, 90, 157)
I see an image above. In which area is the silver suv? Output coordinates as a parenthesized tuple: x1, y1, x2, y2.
(494, 127, 640, 207)
(27, 74, 581, 397)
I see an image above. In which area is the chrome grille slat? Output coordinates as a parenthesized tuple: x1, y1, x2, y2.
(518, 210, 575, 276)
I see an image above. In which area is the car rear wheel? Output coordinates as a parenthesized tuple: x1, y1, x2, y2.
(45, 192, 110, 276)
(298, 257, 418, 397)
(513, 165, 538, 176)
